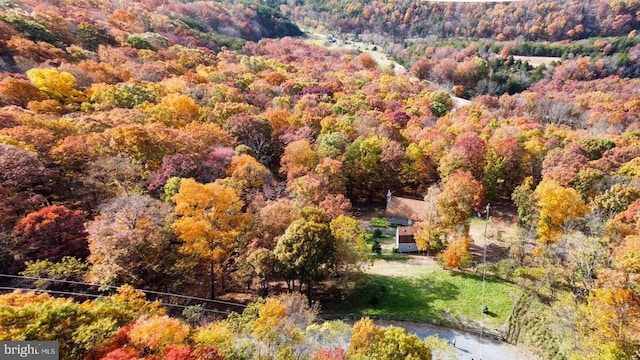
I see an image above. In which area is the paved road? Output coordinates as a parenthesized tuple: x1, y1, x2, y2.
(373, 320, 539, 360)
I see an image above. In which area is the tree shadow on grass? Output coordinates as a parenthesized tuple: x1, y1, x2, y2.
(369, 253, 411, 261)
(448, 269, 505, 285)
(484, 309, 498, 318)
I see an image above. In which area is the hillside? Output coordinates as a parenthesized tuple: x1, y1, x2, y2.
(0, 0, 639, 359)
(281, 0, 639, 41)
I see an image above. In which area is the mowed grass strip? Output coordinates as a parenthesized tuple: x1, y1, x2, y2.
(323, 266, 518, 329)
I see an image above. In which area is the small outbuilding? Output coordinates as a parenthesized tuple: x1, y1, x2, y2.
(396, 226, 419, 253)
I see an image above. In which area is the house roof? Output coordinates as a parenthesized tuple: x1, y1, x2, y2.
(397, 226, 419, 243)
(385, 196, 427, 221)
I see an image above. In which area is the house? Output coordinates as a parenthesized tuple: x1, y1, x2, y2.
(396, 226, 419, 253)
(385, 190, 427, 226)
(393, 63, 407, 75)
(385, 191, 427, 253)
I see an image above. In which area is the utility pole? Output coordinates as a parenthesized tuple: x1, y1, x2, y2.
(480, 203, 490, 358)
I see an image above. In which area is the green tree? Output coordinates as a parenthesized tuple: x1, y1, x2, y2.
(591, 183, 640, 216)
(275, 209, 336, 298)
(344, 135, 393, 201)
(429, 90, 453, 117)
(577, 137, 616, 161)
(512, 176, 536, 228)
(20, 256, 88, 291)
(329, 215, 368, 282)
(401, 142, 437, 194)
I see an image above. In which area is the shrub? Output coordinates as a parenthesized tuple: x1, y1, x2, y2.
(372, 240, 382, 255)
(370, 217, 389, 228)
(0, 12, 57, 44)
(126, 33, 169, 50)
(491, 259, 516, 281)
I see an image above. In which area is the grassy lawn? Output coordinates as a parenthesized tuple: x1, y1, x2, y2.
(370, 217, 390, 228)
(367, 232, 398, 254)
(366, 231, 414, 260)
(340, 215, 519, 330)
(323, 266, 519, 329)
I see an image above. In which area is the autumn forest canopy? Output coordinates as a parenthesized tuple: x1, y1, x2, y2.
(0, 0, 639, 359)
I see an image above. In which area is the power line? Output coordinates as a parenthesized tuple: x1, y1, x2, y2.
(0, 274, 246, 308)
(0, 286, 231, 315)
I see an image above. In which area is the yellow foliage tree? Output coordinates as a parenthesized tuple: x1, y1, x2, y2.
(252, 298, 288, 352)
(347, 317, 433, 359)
(128, 315, 190, 353)
(346, 317, 383, 358)
(147, 93, 200, 127)
(172, 179, 250, 298)
(193, 322, 236, 358)
(251, 293, 315, 358)
(329, 214, 368, 280)
(26, 68, 85, 105)
(577, 288, 640, 359)
(533, 179, 589, 244)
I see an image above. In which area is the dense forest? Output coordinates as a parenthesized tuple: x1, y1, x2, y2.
(281, 0, 640, 41)
(0, 0, 639, 359)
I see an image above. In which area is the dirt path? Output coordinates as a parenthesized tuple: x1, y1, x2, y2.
(513, 55, 561, 67)
(308, 32, 395, 69)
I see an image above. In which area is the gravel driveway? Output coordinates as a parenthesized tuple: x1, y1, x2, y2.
(374, 319, 539, 360)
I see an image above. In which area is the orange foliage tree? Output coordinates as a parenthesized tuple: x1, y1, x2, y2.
(172, 179, 250, 298)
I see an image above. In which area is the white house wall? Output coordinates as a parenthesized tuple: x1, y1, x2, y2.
(397, 242, 419, 253)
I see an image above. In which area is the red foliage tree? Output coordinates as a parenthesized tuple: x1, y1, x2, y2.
(319, 194, 352, 220)
(311, 346, 346, 360)
(148, 154, 199, 197)
(0, 144, 55, 232)
(541, 145, 589, 186)
(164, 345, 193, 360)
(12, 205, 89, 263)
(199, 147, 236, 183)
(0, 77, 46, 107)
(101, 348, 141, 360)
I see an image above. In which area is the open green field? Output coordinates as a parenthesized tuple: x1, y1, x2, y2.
(323, 265, 519, 329)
